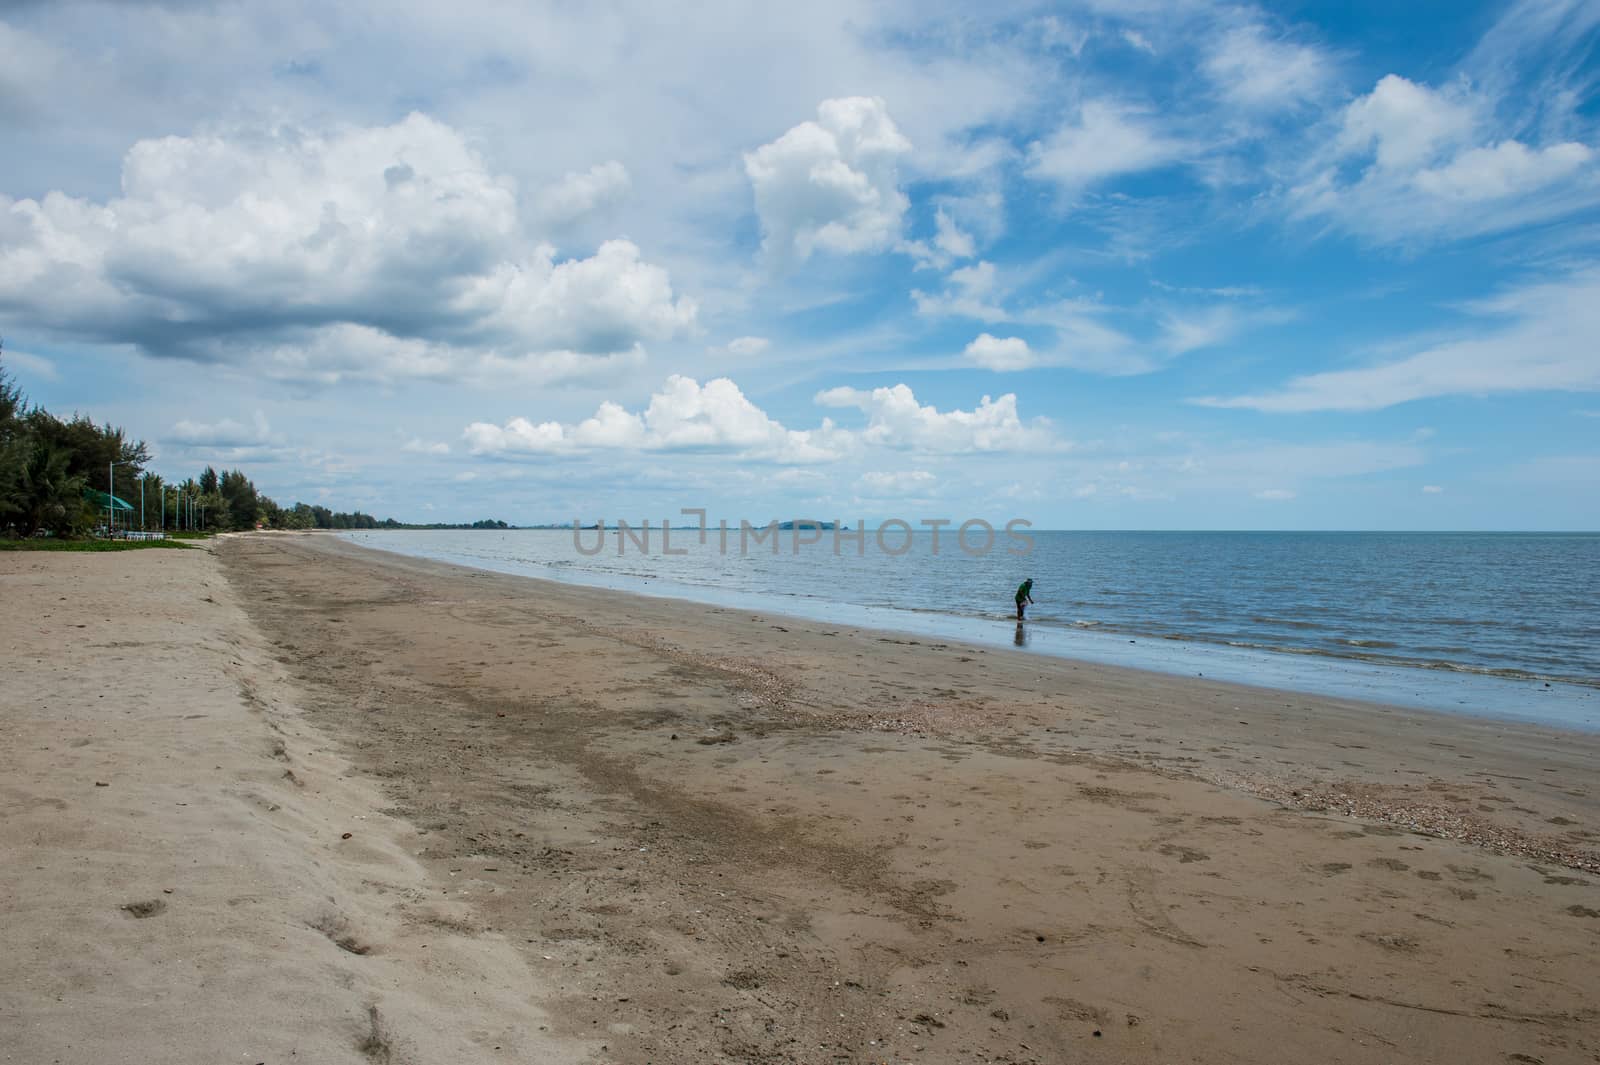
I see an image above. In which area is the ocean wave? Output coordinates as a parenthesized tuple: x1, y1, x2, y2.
(1212, 639, 1600, 689)
(1249, 616, 1327, 630)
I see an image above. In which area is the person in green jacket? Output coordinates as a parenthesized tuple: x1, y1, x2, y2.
(1014, 578, 1034, 620)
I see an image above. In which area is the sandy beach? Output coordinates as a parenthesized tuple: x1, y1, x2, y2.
(5, 533, 1598, 1064)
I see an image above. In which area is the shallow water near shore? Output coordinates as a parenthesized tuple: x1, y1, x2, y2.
(338, 528, 1600, 729)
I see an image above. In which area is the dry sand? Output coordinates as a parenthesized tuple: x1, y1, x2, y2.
(5, 532, 1599, 1064)
(1, 543, 585, 1063)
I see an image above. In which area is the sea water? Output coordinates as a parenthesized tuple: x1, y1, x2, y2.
(336, 529, 1599, 730)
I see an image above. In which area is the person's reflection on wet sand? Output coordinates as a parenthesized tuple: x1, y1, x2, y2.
(1014, 621, 1029, 647)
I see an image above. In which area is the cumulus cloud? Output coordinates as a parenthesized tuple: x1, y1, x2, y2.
(1337, 74, 1475, 170)
(0, 115, 695, 384)
(744, 97, 912, 263)
(964, 333, 1034, 371)
(1194, 266, 1600, 411)
(534, 160, 630, 226)
(1422, 484, 1444, 494)
(1024, 102, 1187, 198)
(814, 383, 1058, 452)
(1289, 74, 1599, 242)
(402, 437, 451, 455)
(468, 377, 1060, 465)
(1254, 488, 1295, 500)
(464, 375, 847, 464)
(457, 238, 696, 354)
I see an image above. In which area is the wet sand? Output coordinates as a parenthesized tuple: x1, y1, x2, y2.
(6, 532, 1599, 1064)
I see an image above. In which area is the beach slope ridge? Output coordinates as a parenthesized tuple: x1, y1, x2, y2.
(0, 545, 582, 1063)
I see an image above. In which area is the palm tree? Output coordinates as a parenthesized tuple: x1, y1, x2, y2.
(15, 442, 87, 537)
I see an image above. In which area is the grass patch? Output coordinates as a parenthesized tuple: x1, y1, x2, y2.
(0, 538, 195, 552)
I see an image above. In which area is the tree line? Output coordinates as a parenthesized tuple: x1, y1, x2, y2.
(1, 350, 400, 537)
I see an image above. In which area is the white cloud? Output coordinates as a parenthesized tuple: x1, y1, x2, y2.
(168, 410, 274, 447)
(1412, 140, 1591, 201)
(0, 348, 56, 381)
(744, 97, 912, 264)
(457, 238, 697, 354)
(0, 115, 695, 383)
(1338, 74, 1477, 171)
(1290, 74, 1599, 242)
(724, 336, 770, 357)
(856, 470, 937, 496)
(1194, 266, 1600, 411)
(1034, 15, 1090, 56)
(1025, 102, 1187, 198)
(1422, 484, 1444, 494)
(950, 293, 1288, 376)
(1204, 23, 1332, 112)
(814, 383, 1058, 452)
(1122, 29, 1155, 54)
(1158, 306, 1239, 355)
(402, 438, 451, 455)
(462, 417, 567, 455)
(1022, 300, 1145, 374)
(1254, 488, 1296, 500)
(464, 375, 847, 464)
(1158, 303, 1294, 356)
(933, 208, 976, 260)
(912, 260, 1008, 321)
(534, 160, 630, 226)
(964, 333, 1035, 371)
(904, 207, 978, 270)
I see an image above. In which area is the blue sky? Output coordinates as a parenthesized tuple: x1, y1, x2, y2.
(1, 0, 1597, 529)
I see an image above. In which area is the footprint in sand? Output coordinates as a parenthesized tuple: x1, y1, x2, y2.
(121, 899, 167, 918)
(1318, 862, 1353, 876)
(1360, 932, 1420, 952)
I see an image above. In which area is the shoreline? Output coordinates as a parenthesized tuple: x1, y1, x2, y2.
(315, 531, 1600, 873)
(332, 529, 1600, 729)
